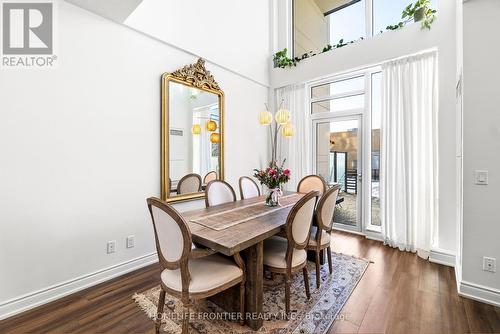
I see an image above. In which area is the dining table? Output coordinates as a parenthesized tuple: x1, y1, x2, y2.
(182, 191, 305, 331)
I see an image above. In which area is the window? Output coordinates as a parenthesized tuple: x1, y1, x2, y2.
(311, 76, 365, 98)
(327, 0, 366, 44)
(372, 0, 436, 34)
(292, 0, 438, 58)
(370, 72, 382, 226)
(310, 68, 382, 233)
(372, 0, 411, 34)
(310, 76, 365, 114)
(311, 95, 364, 114)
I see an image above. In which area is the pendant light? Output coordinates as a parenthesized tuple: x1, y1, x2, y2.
(191, 124, 201, 135)
(210, 133, 220, 143)
(258, 111, 273, 125)
(205, 119, 217, 132)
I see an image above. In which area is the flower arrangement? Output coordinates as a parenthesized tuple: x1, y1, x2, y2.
(254, 160, 291, 206)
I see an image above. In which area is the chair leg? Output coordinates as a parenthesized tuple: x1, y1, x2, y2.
(181, 301, 191, 334)
(156, 288, 166, 334)
(284, 273, 291, 317)
(315, 251, 321, 289)
(239, 281, 245, 325)
(327, 246, 333, 274)
(302, 267, 311, 299)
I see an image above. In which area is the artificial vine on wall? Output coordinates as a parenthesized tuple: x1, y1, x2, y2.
(274, 0, 437, 69)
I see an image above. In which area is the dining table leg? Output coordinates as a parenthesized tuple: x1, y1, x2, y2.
(243, 241, 264, 331)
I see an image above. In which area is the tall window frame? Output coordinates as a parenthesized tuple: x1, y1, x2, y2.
(292, 0, 372, 58)
(291, 0, 436, 58)
(307, 67, 382, 235)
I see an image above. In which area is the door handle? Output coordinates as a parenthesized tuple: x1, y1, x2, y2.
(358, 173, 362, 181)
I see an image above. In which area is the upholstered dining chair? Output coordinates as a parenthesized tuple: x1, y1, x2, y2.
(306, 184, 341, 288)
(205, 180, 237, 207)
(263, 191, 319, 316)
(238, 176, 261, 199)
(147, 197, 245, 334)
(203, 171, 217, 185)
(177, 173, 202, 195)
(297, 175, 327, 197)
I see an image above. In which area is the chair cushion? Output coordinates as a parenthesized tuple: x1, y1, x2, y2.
(263, 236, 307, 269)
(307, 226, 331, 247)
(161, 254, 243, 294)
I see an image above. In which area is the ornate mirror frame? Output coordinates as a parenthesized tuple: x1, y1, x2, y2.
(161, 58, 225, 203)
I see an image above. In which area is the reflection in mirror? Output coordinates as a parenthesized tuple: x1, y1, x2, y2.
(168, 82, 221, 197)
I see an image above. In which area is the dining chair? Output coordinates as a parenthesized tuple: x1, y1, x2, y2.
(263, 190, 319, 316)
(147, 197, 245, 334)
(297, 175, 327, 197)
(177, 173, 202, 195)
(203, 171, 217, 184)
(238, 176, 261, 199)
(305, 184, 341, 288)
(205, 180, 237, 207)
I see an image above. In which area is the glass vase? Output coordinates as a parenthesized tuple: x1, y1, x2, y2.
(265, 188, 281, 207)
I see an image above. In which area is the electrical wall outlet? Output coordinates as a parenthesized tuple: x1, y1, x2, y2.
(107, 240, 116, 254)
(483, 257, 496, 273)
(126, 235, 135, 249)
(474, 170, 488, 185)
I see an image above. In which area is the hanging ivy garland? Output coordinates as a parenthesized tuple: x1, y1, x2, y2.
(274, 0, 437, 69)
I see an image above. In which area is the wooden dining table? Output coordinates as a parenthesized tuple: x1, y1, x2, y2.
(182, 192, 304, 331)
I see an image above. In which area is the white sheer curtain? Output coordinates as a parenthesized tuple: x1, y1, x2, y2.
(381, 51, 439, 259)
(275, 84, 309, 191)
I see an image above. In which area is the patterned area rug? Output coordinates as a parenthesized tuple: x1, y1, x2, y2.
(133, 253, 369, 334)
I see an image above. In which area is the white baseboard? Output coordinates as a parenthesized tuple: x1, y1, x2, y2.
(458, 280, 500, 307)
(455, 262, 462, 291)
(0, 252, 158, 321)
(429, 248, 456, 267)
(364, 232, 384, 242)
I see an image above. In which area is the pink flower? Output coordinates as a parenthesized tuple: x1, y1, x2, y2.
(269, 169, 276, 175)
(283, 169, 290, 176)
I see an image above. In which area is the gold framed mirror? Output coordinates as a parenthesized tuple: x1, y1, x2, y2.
(161, 59, 224, 203)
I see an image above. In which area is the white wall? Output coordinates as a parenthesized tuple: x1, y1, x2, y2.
(123, 0, 271, 86)
(461, 0, 500, 299)
(455, 0, 464, 283)
(270, 0, 458, 254)
(0, 1, 269, 318)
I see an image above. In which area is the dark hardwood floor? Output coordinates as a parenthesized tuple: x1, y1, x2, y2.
(1, 231, 499, 333)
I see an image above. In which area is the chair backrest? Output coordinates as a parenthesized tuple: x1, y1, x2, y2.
(205, 180, 237, 207)
(239, 176, 261, 199)
(146, 197, 192, 270)
(297, 175, 327, 196)
(203, 171, 217, 184)
(177, 173, 202, 195)
(316, 184, 341, 231)
(285, 191, 319, 249)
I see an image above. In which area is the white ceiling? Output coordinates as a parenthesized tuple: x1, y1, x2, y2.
(65, 0, 143, 23)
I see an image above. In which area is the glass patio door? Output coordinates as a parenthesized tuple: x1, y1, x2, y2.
(313, 116, 362, 231)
